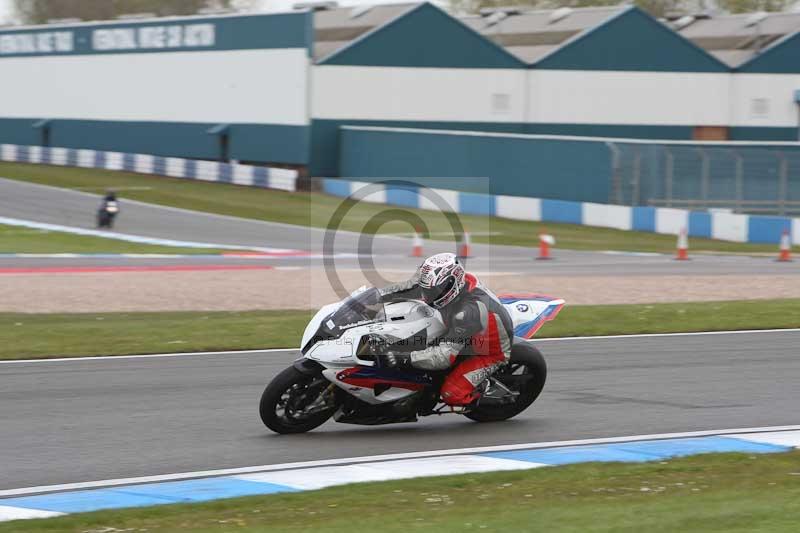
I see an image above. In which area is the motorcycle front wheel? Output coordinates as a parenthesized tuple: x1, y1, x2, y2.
(259, 366, 336, 434)
(465, 341, 547, 423)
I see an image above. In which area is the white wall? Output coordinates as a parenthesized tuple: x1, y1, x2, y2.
(312, 65, 526, 123)
(527, 70, 731, 126)
(496, 195, 542, 221)
(583, 202, 632, 230)
(313, 66, 738, 128)
(655, 207, 688, 235)
(713, 211, 748, 243)
(0, 48, 309, 125)
(730, 73, 800, 128)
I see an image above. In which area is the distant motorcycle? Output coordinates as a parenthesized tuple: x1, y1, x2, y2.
(97, 199, 119, 229)
(260, 287, 564, 434)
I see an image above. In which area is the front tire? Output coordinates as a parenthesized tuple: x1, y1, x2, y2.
(465, 342, 547, 423)
(260, 366, 335, 434)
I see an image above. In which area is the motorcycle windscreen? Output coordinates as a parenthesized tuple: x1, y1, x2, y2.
(499, 293, 565, 339)
(326, 287, 386, 331)
(301, 289, 386, 355)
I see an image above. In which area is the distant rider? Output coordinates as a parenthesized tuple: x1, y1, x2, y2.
(376, 252, 513, 407)
(101, 191, 118, 211)
(97, 191, 119, 228)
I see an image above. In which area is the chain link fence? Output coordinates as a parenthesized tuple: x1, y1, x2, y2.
(608, 141, 800, 216)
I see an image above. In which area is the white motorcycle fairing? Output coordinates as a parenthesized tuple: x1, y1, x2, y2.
(498, 293, 565, 339)
(299, 289, 565, 406)
(304, 299, 445, 405)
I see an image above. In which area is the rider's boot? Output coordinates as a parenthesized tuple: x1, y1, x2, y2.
(473, 378, 518, 407)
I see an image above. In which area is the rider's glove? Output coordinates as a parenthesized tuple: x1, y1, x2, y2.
(378, 351, 411, 369)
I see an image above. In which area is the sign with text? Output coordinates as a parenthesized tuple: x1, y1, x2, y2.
(0, 23, 214, 56)
(92, 24, 215, 51)
(0, 12, 310, 58)
(0, 31, 74, 55)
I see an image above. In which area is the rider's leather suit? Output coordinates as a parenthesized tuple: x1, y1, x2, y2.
(379, 272, 513, 405)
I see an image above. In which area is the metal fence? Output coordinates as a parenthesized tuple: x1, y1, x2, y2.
(608, 141, 800, 216)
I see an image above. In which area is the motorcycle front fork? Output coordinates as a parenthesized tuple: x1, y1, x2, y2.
(301, 382, 337, 415)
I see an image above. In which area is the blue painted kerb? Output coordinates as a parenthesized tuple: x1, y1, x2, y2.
(481, 436, 789, 466)
(3, 478, 297, 514)
(0, 434, 791, 517)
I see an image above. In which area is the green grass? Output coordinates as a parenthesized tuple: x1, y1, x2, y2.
(4, 299, 800, 360)
(0, 224, 231, 254)
(6, 450, 800, 532)
(543, 298, 800, 338)
(0, 310, 313, 359)
(2, 161, 795, 254)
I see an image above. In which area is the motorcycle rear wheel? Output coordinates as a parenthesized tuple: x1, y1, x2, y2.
(465, 342, 547, 423)
(260, 366, 335, 434)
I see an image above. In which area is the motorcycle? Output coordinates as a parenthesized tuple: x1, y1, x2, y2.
(97, 201, 119, 229)
(260, 287, 565, 434)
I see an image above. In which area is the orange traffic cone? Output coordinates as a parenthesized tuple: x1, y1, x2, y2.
(675, 227, 689, 261)
(411, 231, 424, 258)
(457, 231, 472, 259)
(777, 229, 792, 262)
(537, 233, 555, 260)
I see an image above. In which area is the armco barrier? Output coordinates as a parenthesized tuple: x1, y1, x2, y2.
(0, 144, 297, 192)
(323, 179, 800, 246)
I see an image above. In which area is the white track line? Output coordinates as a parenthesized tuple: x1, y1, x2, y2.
(0, 215, 304, 254)
(2, 424, 798, 498)
(2, 327, 798, 365)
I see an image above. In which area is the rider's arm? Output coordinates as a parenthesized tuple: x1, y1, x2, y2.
(407, 301, 486, 370)
(378, 268, 422, 302)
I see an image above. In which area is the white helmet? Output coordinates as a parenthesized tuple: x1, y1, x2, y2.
(418, 253, 466, 309)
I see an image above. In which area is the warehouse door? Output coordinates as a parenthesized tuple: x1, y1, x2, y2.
(693, 126, 729, 140)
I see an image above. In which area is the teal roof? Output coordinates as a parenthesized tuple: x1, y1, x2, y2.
(737, 30, 800, 73)
(319, 3, 524, 68)
(533, 7, 729, 72)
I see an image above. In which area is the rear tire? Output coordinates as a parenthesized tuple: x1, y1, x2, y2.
(465, 342, 547, 423)
(260, 366, 334, 434)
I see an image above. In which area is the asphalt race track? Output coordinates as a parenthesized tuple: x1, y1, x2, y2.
(2, 177, 799, 276)
(1, 330, 798, 491)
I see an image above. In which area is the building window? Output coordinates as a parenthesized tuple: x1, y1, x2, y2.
(492, 93, 511, 114)
(751, 98, 769, 119)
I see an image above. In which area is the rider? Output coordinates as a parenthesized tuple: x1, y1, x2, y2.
(100, 191, 119, 214)
(376, 252, 513, 407)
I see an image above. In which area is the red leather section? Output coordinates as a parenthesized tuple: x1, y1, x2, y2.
(464, 272, 478, 292)
(441, 313, 506, 406)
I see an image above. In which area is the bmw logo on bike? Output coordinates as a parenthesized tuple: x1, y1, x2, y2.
(516, 303, 529, 312)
